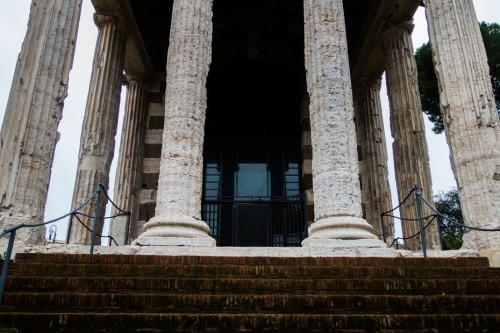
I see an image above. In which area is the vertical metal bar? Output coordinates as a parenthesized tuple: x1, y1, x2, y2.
(381, 214, 387, 244)
(124, 212, 131, 245)
(437, 216, 446, 251)
(90, 187, 102, 255)
(0, 230, 16, 304)
(415, 186, 427, 258)
(66, 213, 74, 244)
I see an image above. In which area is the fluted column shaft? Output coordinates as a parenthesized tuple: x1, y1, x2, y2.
(110, 76, 146, 245)
(68, 14, 127, 244)
(135, 0, 215, 247)
(354, 79, 394, 241)
(302, 0, 383, 248)
(425, 0, 500, 250)
(0, 0, 82, 245)
(383, 22, 438, 250)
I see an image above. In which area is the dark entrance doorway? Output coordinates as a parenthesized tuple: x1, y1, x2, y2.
(203, 60, 305, 246)
(203, 0, 307, 247)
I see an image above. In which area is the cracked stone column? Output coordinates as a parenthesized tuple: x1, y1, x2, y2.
(109, 75, 146, 245)
(425, 0, 500, 250)
(353, 78, 394, 242)
(0, 0, 82, 246)
(383, 22, 438, 251)
(301, 0, 386, 250)
(134, 0, 215, 247)
(68, 14, 127, 245)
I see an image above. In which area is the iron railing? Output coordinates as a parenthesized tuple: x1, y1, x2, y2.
(202, 195, 307, 246)
(0, 183, 130, 304)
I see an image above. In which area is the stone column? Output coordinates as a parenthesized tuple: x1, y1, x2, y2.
(302, 0, 385, 249)
(425, 0, 500, 250)
(0, 0, 82, 246)
(68, 14, 127, 244)
(109, 75, 146, 245)
(134, 0, 215, 247)
(353, 78, 394, 241)
(383, 22, 438, 250)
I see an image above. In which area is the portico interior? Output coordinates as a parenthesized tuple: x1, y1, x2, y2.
(90, 0, 422, 246)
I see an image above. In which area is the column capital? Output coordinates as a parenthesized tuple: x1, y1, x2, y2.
(93, 13, 127, 33)
(354, 77, 382, 91)
(123, 74, 146, 86)
(381, 20, 415, 46)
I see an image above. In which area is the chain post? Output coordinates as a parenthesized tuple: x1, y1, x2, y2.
(124, 212, 131, 245)
(414, 185, 427, 257)
(90, 185, 102, 255)
(437, 216, 446, 250)
(381, 214, 387, 244)
(65, 213, 74, 244)
(0, 230, 16, 304)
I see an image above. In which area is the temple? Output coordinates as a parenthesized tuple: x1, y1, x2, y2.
(0, 0, 499, 256)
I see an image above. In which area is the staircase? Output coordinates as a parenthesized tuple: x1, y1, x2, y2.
(1, 253, 499, 332)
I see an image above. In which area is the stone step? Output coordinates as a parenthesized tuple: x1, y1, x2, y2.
(12, 261, 500, 279)
(3, 254, 498, 332)
(2, 292, 499, 315)
(6, 276, 499, 295)
(13, 253, 490, 268)
(1, 312, 498, 332)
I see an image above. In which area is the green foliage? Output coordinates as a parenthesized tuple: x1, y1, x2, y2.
(434, 188, 465, 250)
(480, 22, 500, 110)
(415, 21, 500, 134)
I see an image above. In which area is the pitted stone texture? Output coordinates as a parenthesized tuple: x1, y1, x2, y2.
(69, 14, 127, 245)
(302, 0, 380, 246)
(135, 0, 214, 247)
(383, 22, 438, 251)
(110, 76, 146, 245)
(0, 0, 82, 246)
(425, 0, 500, 250)
(353, 78, 394, 241)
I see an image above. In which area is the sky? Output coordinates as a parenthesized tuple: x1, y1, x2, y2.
(0, 0, 498, 242)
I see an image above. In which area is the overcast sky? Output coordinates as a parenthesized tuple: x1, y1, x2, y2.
(0, 1, 498, 241)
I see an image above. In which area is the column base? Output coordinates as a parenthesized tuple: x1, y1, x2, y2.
(133, 215, 215, 247)
(0, 214, 46, 246)
(302, 216, 379, 243)
(462, 228, 500, 251)
(302, 216, 390, 253)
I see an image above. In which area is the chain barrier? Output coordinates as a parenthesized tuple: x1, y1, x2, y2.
(0, 183, 130, 304)
(381, 185, 500, 257)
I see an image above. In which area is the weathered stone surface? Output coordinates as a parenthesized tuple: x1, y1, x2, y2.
(353, 78, 394, 242)
(134, 0, 215, 247)
(0, 0, 82, 246)
(382, 22, 438, 251)
(301, 0, 383, 247)
(69, 14, 127, 245)
(425, 0, 500, 250)
(109, 76, 146, 245)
